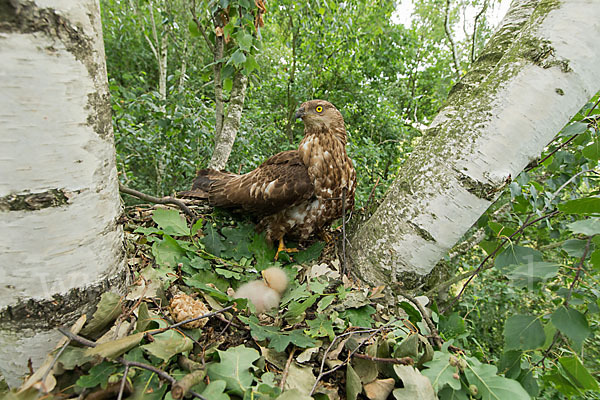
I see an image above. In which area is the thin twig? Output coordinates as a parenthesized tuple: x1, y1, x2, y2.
(119, 182, 195, 219)
(190, 0, 215, 53)
(279, 347, 296, 390)
(353, 353, 414, 365)
(394, 287, 442, 349)
(364, 177, 380, 212)
(116, 364, 129, 400)
(470, 0, 488, 63)
(565, 237, 593, 306)
(40, 340, 70, 390)
(148, 305, 234, 334)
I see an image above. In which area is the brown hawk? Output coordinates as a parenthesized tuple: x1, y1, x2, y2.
(184, 100, 356, 255)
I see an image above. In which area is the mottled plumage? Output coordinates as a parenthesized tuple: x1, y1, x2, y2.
(184, 100, 356, 244)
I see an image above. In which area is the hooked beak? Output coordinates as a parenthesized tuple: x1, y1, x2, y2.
(295, 106, 305, 120)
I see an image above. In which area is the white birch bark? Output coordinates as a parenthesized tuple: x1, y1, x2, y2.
(0, 0, 126, 386)
(349, 0, 600, 287)
(208, 72, 249, 170)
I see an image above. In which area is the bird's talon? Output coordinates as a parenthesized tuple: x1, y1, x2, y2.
(275, 238, 299, 260)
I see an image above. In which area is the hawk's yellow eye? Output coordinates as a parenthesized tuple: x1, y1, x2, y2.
(316, 105, 323, 113)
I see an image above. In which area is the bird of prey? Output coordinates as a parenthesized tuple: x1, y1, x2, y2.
(184, 100, 356, 257)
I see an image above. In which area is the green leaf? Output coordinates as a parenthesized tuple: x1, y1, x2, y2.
(399, 301, 422, 323)
(248, 232, 276, 270)
(136, 302, 153, 332)
(582, 141, 600, 160)
(503, 314, 545, 350)
(295, 241, 326, 264)
(188, 20, 200, 37)
(223, 77, 233, 91)
(240, 315, 316, 351)
(438, 386, 469, 399)
(305, 314, 335, 340)
(201, 380, 230, 400)
(81, 292, 122, 336)
(152, 234, 187, 267)
(58, 346, 94, 370)
(439, 313, 466, 338)
(559, 197, 600, 215)
(141, 330, 193, 362)
(392, 365, 437, 399)
(464, 358, 530, 400)
(422, 351, 461, 391)
(76, 361, 117, 389)
(591, 249, 600, 270)
(506, 262, 560, 288)
(346, 363, 362, 400)
(85, 332, 144, 359)
(207, 345, 260, 396)
(221, 224, 254, 260)
(270, 330, 317, 352)
(235, 31, 253, 52)
(317, 295, 335, 311)
(230, 50, 247, 66)
(562, 239, 591, 258)
(152, 208, 189, 236)
(201, 223, 225, 256)
(284, 294, 319, 320)
(244, 54, 259, 74)
(340, 305, 376, 327)
(131, 368, 169, 400)
(559, 122, 588, 137)
(551, 306, 591, 349)
(494, 245, 542, 271)
(558, 356, 599, 391)
(191, 218, 203, 236)
(567, 218, 600, 236)
(497, 351, 522, 379)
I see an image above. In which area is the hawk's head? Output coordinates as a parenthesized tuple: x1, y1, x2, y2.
(295, 100, 345, 134)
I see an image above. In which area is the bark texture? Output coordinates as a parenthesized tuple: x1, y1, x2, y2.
(0, 0, 126, 386)
(349, 0, 600, 288)
(209, 72, 249, 170)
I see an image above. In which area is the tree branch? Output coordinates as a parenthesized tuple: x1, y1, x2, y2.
(444, 0, 461, 80)
(119, 183, 196, 219)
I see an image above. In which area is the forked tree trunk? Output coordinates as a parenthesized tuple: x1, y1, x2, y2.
(349, 0, 600, 288)
(0, 0, 126, 386)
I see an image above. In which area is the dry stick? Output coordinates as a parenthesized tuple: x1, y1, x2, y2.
(56, 328, 208, 400)
(279, 347, 296, 390)
(118, 182, 195, 219)
(116, 364, 129, 400)
(39, 340, 70, 391)
(172, 370, 207, 400)
(148, 305, 234, 334)
(353, 353, 414, 365)
(364, 177, 380, 212)
(309, 324, 394, 396)
(395, 287, 443, 349)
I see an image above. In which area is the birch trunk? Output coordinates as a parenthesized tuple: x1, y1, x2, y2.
(0, 0, 126, 386)
(349, 0, 600, 288)
(208, 72, 249, 170)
